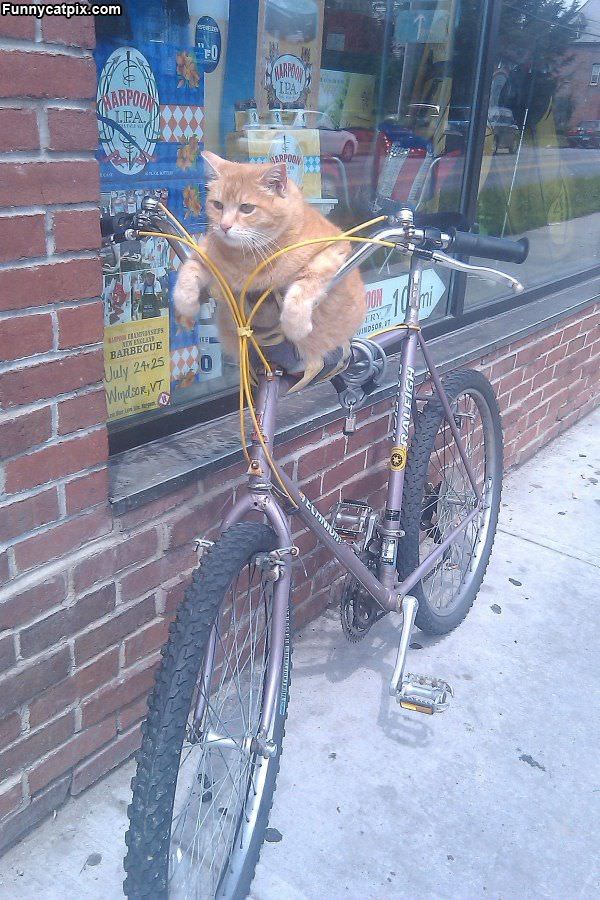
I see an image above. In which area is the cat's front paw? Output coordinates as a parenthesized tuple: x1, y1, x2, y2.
(280, 297, 313, 342)
(173, 260, 207, 319)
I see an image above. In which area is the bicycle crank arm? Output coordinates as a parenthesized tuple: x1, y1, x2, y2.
(390, 595, 453, 714)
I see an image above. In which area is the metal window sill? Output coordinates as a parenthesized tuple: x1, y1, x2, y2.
(109, 275, 600, 514)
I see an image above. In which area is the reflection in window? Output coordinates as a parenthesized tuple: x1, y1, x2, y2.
(467, 0, 600, 307)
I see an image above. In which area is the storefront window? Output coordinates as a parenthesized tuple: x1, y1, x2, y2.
(466, 0, 600, 308)
(95, 0, 484, 446)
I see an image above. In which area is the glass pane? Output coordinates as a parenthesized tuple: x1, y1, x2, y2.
(465, 0, 600, 309)
(96, 0, 483, 437)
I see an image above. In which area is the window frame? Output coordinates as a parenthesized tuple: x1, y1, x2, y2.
(106, 0, 600, 454)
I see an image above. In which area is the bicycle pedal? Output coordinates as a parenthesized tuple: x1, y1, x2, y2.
(395, 674, 453, 714)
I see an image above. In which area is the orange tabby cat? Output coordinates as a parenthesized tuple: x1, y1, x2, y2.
(173, 151, 366, 383)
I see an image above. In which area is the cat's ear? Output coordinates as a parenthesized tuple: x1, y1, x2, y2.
(202, 150, 225, 179)
(260, 162, 287, 197)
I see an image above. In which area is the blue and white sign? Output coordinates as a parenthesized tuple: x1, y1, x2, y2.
(195, 16, 222, 73)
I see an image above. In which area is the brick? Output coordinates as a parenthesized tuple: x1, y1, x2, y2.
(124, 619, 169, 667)
(81, 661, 158, 728)
(73, 527, 160, 593)
(14, 507, 111, 573)
(71, 724, 141, 796)
(0, 51, 96, 100)
(0, 647, 70, 719)
(0, 488, 60, 544)
(53, 209, 101, 254)
(57, 389, 107, 435)
(29, 648, 119, 728)
(322, 450, 367, 494)
(0, 108, 38, 152)
(74, 596, 157, 665)
(0, 258, 102, 313)
(65, 468, 109, 515)
(20, 583, 116, 658)
(0, 407, 52, 460)
(0, 634, 16, 675)
(47, 107, 98, 152)
(0, 712, 75, 781)
(120, 546, 195, 602)
(0, 312, 53, 362)
(0, 14, 35, 39)
(0, 713, 21, 751)
(57, 302, 103, 349)
(118, 694, 149, 733)
(0, 160, 99, 208)
(164, 580, 186, 615)
(0, 574, 67, 632)
(0, 779, 24, 820)
(5, 428, 108, 491)
(116, 483, 197, 530)
(167, 494, 230, 550)
(0, 773, 70, 854)
(0, 214, 45, 264)
(28, 716, 116, 796)
(42, 14, 96, 48)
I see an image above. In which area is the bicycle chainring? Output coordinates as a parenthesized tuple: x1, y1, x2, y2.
(340, 567, 385, 642)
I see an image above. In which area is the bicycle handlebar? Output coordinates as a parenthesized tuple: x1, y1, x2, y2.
(447, 228, 529, 264)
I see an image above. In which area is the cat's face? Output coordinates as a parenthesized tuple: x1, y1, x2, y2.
(202, 151, 297, 250)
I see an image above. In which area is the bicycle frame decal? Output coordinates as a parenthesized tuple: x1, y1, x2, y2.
(390, 446, 407, 471)
(297, 492, 344, 544)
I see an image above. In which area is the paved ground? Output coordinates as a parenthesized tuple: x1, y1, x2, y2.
(1, 409, 598, 900)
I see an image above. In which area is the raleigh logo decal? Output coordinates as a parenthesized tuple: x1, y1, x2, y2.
(298, 493, 343, 543)
(97, 47, 160, 175)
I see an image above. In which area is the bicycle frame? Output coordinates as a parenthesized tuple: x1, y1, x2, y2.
(219, 253, 485, 743)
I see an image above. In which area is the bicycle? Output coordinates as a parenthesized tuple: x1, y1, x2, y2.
(101, 199, 528, 898)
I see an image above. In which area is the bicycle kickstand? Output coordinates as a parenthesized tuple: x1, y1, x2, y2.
(389, 595, 453, 714)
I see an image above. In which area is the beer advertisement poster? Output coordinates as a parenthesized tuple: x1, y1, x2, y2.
(255, 0, 325, 114)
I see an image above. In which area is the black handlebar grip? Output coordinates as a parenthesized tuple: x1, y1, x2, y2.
(449, 229, 529, 264)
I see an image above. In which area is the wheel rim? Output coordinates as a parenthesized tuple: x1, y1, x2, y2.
(418, 388, 498, 615)
(168, 557, 275, 898)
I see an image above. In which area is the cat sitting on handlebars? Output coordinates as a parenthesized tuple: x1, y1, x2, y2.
(173, 152, 366, 383)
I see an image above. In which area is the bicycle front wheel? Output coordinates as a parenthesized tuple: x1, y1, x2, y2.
(124, 522, 292, 899)
(398, 369, 503, 635)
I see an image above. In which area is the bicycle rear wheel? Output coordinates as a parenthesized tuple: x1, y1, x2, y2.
(124, 522, 292, 899)
(398, 369, 503, 634)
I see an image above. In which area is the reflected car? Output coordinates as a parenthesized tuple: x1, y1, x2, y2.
(265, 0, 318, 43)
(566, 120, 600, 148)
(488, 106, 519, 154)
(304, 112, 359, 161)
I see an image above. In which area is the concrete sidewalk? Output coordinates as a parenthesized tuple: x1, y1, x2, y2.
(0, 410, 598, 900)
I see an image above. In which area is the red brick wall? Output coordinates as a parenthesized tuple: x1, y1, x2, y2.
(0, 10, 599, 853)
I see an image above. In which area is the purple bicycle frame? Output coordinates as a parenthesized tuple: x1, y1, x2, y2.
(220, 254, 484, 743)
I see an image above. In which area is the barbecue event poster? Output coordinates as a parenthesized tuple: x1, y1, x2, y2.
(255, 0, 325, 115)
(104, 318, 170, 422)
(94, 0, 207, 420)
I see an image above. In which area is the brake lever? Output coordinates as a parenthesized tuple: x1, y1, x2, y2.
(430, 250, 524, 294)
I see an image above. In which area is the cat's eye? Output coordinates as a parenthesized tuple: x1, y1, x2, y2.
(239, 203, 255, 214)
(212, 200, 224, 210)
